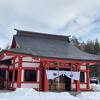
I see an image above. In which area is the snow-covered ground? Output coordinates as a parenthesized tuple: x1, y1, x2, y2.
(0, 84, 100, 100)
(77, 84, 100, 100)
(0, 88, 79, 100)
(90, 83, 100, 91)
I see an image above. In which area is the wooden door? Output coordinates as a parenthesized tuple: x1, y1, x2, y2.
(49, 75, 71, 91)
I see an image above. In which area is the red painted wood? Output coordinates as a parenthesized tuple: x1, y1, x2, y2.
(75, 64, 80, 91)
(17, 56, 22, 88)
(7, 65, 10, 89)
(44, 68, 49, 91)
(21, 82, 39, 84)
(0, 50, 100, 91)
(41, 58, 100, 65)
(22, 67, 39, 70)
(86, 64, 90, 89)
(39, 63, 43, 91)
(12, 57, 15, 88)
(1, 51, 100, 65)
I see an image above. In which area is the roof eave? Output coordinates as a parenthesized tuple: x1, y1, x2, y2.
(2, 50, 100, 63)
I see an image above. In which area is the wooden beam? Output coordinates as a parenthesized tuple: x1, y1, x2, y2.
(17, 56, 22, 88)
(75, 64, 80, 91)
(12, 56, 16, 89)
(86, 63, 90, 89)
(44, 67, 49, 91)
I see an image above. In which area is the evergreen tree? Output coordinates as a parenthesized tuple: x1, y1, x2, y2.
(94, 38, 100, 55)
(71, 36, 81, 49)
(80, 42, 86, 51)
(71, 36, 100, 79)
(84, 40, 94, 54)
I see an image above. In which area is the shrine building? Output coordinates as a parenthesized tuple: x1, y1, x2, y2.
(0, 29, 100, 91)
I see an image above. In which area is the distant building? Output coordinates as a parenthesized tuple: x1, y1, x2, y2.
(0, 30, 100, 91)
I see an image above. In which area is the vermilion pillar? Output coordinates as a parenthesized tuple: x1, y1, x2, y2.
(12, 57, 16, 88)
(76, 64, 80, 91)
(44, 68, 49, 91)
(39, 63, 44, 91)
(86, 64, 90, 89)
(17, 56, 22, 88)
(76, 80, 80, 91)
(7, 65, 10, 89)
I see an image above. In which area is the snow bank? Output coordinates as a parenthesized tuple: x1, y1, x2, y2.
(77, 84, 100, 100)
(0, 88, 80, 100)
(77, 92, 100, 100)
(1, 85, 100, 100)
(90, 84, 100, 91)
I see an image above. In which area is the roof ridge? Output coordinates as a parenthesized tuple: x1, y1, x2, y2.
(15, 29, 70, 41)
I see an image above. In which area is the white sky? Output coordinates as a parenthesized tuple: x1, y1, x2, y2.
(0, 0, 100, 48)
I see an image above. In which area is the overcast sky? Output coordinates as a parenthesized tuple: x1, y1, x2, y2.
(0, 0, 100, 49)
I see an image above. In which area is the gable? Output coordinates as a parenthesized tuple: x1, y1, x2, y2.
(11, 36, 20, 48)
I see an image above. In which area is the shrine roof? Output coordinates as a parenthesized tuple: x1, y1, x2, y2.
(4, 29, 100, 61)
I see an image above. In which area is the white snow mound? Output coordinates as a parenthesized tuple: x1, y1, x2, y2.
(77, 84, 100, 100)
(90, 84, 100, 91)
(0, 88, 79, 100)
